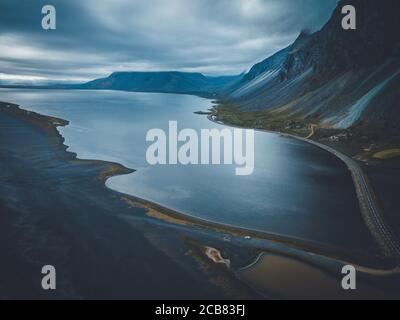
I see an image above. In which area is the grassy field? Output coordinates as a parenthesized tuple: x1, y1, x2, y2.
(212, 102, 400, 165)
(212, 103, 310, 136)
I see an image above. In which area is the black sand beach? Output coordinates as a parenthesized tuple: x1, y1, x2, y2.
(0, 102, 258, 299)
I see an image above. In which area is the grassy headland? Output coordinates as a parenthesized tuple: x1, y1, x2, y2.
(212, 102, 400, 167)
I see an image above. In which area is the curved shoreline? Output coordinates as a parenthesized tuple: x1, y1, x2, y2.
(1, 101, 398, 271)
(0, 101, 259, 299)
(208, 115, 400, 264)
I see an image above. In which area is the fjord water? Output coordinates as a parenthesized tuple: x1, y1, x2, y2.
(0, 89, 376, 249)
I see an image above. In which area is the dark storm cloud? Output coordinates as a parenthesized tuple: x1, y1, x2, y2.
(0, 0, 339, 81)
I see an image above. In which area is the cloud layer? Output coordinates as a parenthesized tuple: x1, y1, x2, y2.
(0, 0, 338, 81)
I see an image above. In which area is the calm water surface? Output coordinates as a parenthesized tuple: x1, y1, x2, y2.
(0, 89, 376, 249)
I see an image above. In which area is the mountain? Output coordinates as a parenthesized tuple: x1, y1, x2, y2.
(79, 71, 242, 97)
(224, 44, 292, 97)
(224, 0, 400, 137)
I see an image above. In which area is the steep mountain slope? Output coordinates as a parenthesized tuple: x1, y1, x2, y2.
(79, 71, 241, 97)
(226, 0, 400, 136)
(225, 44, 292, 97)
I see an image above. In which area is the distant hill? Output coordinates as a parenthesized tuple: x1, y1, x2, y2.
(78, 71, 242, 97)
(225, 0, 400, 136)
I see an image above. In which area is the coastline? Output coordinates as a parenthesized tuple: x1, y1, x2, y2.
(0, 100, 397, 268)
(2, 100, 400, 299)
(0, 102, 135, 181)
(0, 101, 259, 299)
(207, 115, 400, 264)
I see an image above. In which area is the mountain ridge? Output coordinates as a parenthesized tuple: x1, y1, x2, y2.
(78, 71, 242, 97)
(220, 0, 400, 138)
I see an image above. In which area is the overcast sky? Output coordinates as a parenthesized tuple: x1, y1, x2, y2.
(0, 0, 338, 82)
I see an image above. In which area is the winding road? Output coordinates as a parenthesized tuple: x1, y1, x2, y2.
(211, 115, 400, 262)
(294, 134, 400, 262)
